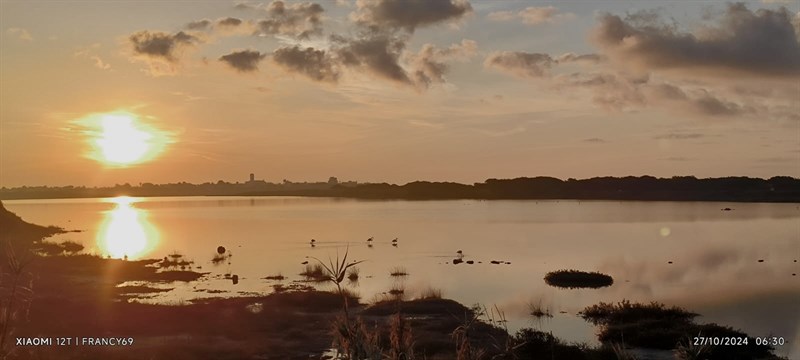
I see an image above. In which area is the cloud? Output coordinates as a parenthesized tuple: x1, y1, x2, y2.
(272, 46, 340, 82)
(488, 6, 575, 25)
(6, 27, 33, 41)
(484, 51, 604, 78)
(234, 2, 260, 10)
(555, 52, 605, 65)
(129, 30, 199, 62)
(73, 43, 111, 70)
(645, 84, 751, 116)
(692, 92, 746, 116)
(592, 3, 800, 77)
(90, 56, 111, 70)
(185, 19, 212, 30)
(554, 71, 755, 116)
(351, 0, 472, 32)
(184, 17, 250, 36)
(269, 34, 475, 89)
(219, 49, 267, 72)
(332, 32, 412, 84)
(128, 30, 201, 76)
(410, 39, 477, 87)
(256, 0, 325, 39)
(553, 72, 647, 111)
(217, 17, 244, 28)
(484, 51, 554, 78)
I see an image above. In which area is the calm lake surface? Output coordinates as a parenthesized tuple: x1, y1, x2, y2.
(5, 196, 800, 357)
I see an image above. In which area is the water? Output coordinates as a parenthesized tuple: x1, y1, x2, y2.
(5, 196, 799, 357)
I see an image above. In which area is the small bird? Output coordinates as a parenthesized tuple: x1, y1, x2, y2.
(310, 239, 316, 244)
(301, 261, 309, 265)
(367, 237, 374, 242)
(392, 238, 398, 243)
(456, 250, 463, 254)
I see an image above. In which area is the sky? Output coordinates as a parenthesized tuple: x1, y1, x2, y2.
(1, 0, 799, 187)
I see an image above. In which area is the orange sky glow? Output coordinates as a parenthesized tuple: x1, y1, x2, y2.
(1, 0, 798, 187)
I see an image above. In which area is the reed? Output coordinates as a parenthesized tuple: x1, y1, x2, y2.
(0, 243, 34, 359)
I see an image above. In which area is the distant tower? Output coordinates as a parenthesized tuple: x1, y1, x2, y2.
(249, 173, 255, 182)
(328, 176, 339, 185)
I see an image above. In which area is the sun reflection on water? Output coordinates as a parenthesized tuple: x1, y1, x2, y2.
(98, 196, 158, 259)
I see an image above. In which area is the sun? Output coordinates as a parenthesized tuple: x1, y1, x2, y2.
(75, 110, 172, 166)
(96, 114, 152, 164)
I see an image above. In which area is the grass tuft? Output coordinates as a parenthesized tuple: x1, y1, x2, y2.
(300, 264, 326, 281)
(417, 287, 443, 300)
(347, 266, 360, 282)
(389, 266, 408, 277)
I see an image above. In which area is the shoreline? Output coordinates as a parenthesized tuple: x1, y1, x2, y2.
(4, 192, 800, 204)
(3, 176, 799, 203)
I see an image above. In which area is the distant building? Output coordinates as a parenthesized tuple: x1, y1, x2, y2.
(246, 173, 267, 187)
(328, 177, 339, 186)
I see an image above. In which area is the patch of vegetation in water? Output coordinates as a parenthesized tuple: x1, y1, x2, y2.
(544, 269, 614, 289)
(579, 300, 780, 359)
(31, 240, 84, 256)
(299, 263, 327, 282)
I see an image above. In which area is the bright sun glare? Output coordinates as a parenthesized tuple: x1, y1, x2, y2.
(97, 115, 152, 164)
(98, 196, 158, 259)
(76, 110, 171, 166)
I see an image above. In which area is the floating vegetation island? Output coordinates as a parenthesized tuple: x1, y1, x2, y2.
(544, 269, 614, 289)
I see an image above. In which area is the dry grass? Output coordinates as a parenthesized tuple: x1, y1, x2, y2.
(528, 298, 553, 319)
(674, 336, 711, 360)
(417, 287, 443, 300)
(347, 266, 360, 282)
(339, 287, 361, 302)
(0, 243, 35, 359)
(389, 266, 409, 277)
(388, 285, 405, 298)
(262, 273, 285, 281)
(388, 312, 416, 359)
(300, 263, 326, 281)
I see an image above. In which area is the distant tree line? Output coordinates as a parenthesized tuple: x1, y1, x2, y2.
(2, 176, 798, 202)
(310, 176, 799, 202)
